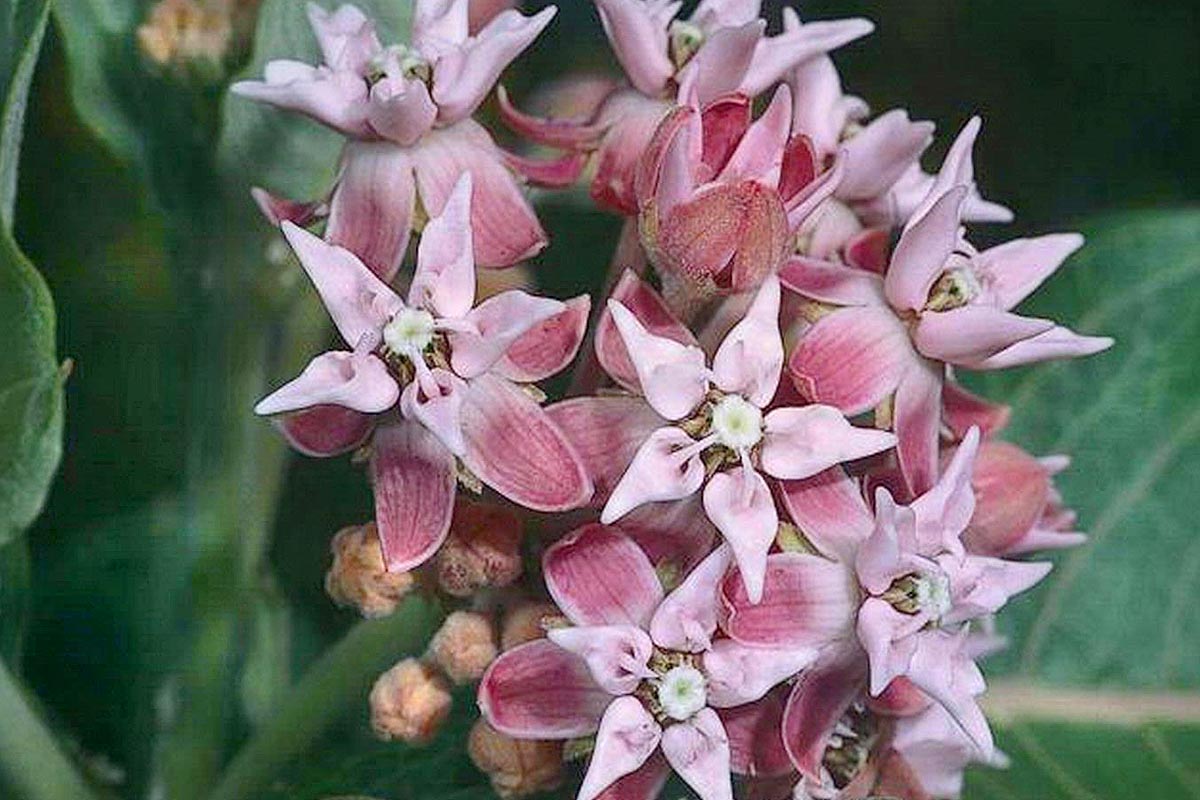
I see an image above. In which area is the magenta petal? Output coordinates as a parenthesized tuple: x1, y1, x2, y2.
(543, 524, 664, 628)
(545, 396, 662, 508)
(495, 295, 591, 383)
(547, 624, 655, 695)
(778, 468, 874, 563)
(721, 553, 858, 650)
(780, 647, 868, 779)
(327, 141, 416, 281)
(711, 275, 784, 407)
(479, 639, 611, 739)
(594, 0, 675, 97)
(704, 639, 817, 708)
(411, 119, 547, 267)
(595, 270, 698, 393)
(788, 305, 914, 416)
(459, 374, 592, 511)
(702, 468, 777, 604)
(660, 708, 734, 800)
(718, 689, 793, 778)
(275, 405, 374, 457)
(778, 256, 885, 307)
(369, 421, 456, 572)
(649, 545, 732, 654)
(255, 350, 399, 415)
(581, 697, 663, 800)
(602, 427, 707, 523)
(883, 186, 967, 313)
(451, 291, 566, 379)
(408, 172, 475, 318)
(761, 405, 896, 481)
(914, 306, 1055, 366)
(894, 359, 943, 496)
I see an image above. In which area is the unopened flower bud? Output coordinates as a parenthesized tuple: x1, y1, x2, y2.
(137, 0, 232, 80)
(427, 611, 498, 684)
(433, 500, 523, 597)
(468, 719, 564, 798)
(369, 659, 452, 744)
(499, 602, 561, 651)
(325, 522, 415, 618)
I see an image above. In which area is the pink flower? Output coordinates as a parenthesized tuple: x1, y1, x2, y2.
(782, 118, 1112, 493)
(889, 704, 1009, 799)
(556, 273, 894, 602)
(499, 2, 871, 215)
(232, 1, 571, 275)
(479, 526, 812, 800)
(721, 430, 1052, 776)
(254, 175, 592, 571)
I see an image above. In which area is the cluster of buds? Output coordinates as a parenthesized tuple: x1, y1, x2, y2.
(236, 2, 1110, 799)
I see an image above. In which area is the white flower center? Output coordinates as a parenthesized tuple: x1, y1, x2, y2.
(914, 571, 953, 621)
(657, 665, 707, 722)
(710, 395, 763, 451)
(383, 307, 435, 358)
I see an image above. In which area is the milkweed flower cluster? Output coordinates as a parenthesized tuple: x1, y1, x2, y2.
(236, 2, 1111, 799)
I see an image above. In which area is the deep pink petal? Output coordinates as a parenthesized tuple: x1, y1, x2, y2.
(883, 186, 967, 313)
(650, 545, 732, 653)
(721, 552, 858, 649)
(326, 142, 416, 281)
(894, 359, 943, 496)
(274, 405, 374, 457)
(777, 467, 874, 563)
(503, 148, 589, 188)
(778, 256, 885, 307)
(543, 524, 664, 628)
(250, 187, 325, 227)
(777, 134, 819, 206)
(660, 708, 734, 800)
(594, 0, 675, 97)
(545, 396, 662, 508)
(255, 350, 398, 415)
(369, 421, 456, 572)
(761, 405, 896, 481)
(547, 624, 655, 695)
(715, 85, 792, 187)
(459, 373, 592, 510)
(496, 84, 608, 149)
(595, 269, 697, 393)
(602, 427, 707, 522)
(781, 647, 868, 779)
(479, 639, 611, 738)
(606, 300, 709, 420)
(845, 227, 891, 274)
(495, 295, 591, 383)
(451, 291, 566, 378)
(703, 468, 777, 604)
(594, 754, 671, 800)
(408, 172, 475, 318)
(942, 380, 1010, 440)
(699, 94, 752, 178)
(961, 441, 1048, 556)
(868, 676, 933, 718)
(711, 275, 784, 407)
(580, 697, 663, 800)
(704, 639, 817, 708)
(718, 688, 792, 778)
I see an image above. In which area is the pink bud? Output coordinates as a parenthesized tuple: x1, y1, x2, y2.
(433, 499, 524, 597)
(468, 719, 565, 798)
(961, 442, 1049, 556)
(427, 611, 499, 684)
(498, 601, 561, 651)
(369, 658, 452, 744)
(325, 522, 416, 618)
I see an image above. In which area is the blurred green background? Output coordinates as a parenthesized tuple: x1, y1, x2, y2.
(4, 1, 1198, 799)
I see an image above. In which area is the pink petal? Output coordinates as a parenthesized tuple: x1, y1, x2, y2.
(867, 675, 933, 718)
(255, 350, 398, 414)
(602, 427, 708, 523)
(942, 380, 1010, 440)
(961, 441, 1048, 556)
(594, 90, 673, 215)
(369, 421, 456, 572)
(702, 468, 777, 604)
(411, 119, 547, 267)
(274, 405, 374, 457)
(780, 647, 868, 779)
(972, 233, 1084, 310)
(326, 142, 417, 281)
(367, 73, 437, 146)
(430, 6, 557, 123)
(638, 104, 698, 219)
(543, 524, 664, 628)
(545, 396, 663, 508)
(856, 597, 920, 696)
(854, 488, 920, 594)
(740, 16, 874, 99)
(280, 221, 401, 346)
(784, 149, 846, 231)
(495, 295, 590, 383)
(594, 0, 676, 97)
(778, 256, 885, 307)
(495, 84, 608, 149)
(909, 427, 979, 558)
(412, 0, 469, 52)
(894, 359, 943, 496)
(503, 148, 589, 188)
(968, 325, 1113, 370)
(718, 689, 793, 778)
(230, 61, 370, 136)
(914, 306, 1055, 365)
(711, 275, 783, 407)
(787, 53, 865, 158)
(250, 187, 326, 227)
(399, 367, 468, 455)
(595, 269, 697, 394)
(905, 117, 982, 231)
(479, 639, 611, 738)
(944, 555, 1051, 624)
(660, 708, 734, 800)
(788, 305, 914, 416)
(606, 300, 709, 420)
(883, 186, 967, 313)
(777, 467, 874, 563)
(459, 373, 592, 510)
(721, 553, 858, 649)
(451, 291, 566, 378)
(903, 631, 994, 756)
(594, 755, 672, 800)
(617, 495, 719, 577)
(699, 94, 752, 178)
(679, 21, 764, 108)
(408, 171, 475, 318)
(690, 0, 760, 31)
(704, 639, 817, 708)
(547, 624, 655, 695)
(761, 404, 897, 481)
(581, 697, 663, 800)
(838, 110, 934, 202)
(714, 84, 792, 187)
(306, 3, 381, 73)
(649, 545, 732, 653)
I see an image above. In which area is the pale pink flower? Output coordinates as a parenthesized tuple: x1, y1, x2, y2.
(254, 175, 592, 571)
(889, 704, 1010, 799)
(783, 118, 1112, 493)
(232, 1, 570, 276)
(480, 526, 813, 800)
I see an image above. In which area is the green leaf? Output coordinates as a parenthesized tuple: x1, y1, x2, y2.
(0, 0, 50, 227)
(0, 538, 30, 666)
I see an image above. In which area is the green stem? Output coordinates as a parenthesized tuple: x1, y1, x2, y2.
(0, 660, 101, 800)
(207, 595, 444, 800)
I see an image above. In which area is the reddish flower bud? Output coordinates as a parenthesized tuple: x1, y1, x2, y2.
(433, 500, 524, 598)
(325, 522, 415, 618)
(468, 719, 564, 798)
(427, 611, 498, 684)
(368, 659, 452, 744)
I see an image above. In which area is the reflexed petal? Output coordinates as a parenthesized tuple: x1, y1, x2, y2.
(399, 367, 468, 455)
(718, 689, 793, 778)
(255, 350, 398, 415)
(547, 625, 655, 695)
(722, 553, 858, 649)
(781, 648, 868, 779)
(844, 226, 890, 274)
(973, 233, 1084, 310)
(968, 325, 1113, 370)
(250, 187, 326, 227)
(602, 427, 707, 522)
(942, 380, 1010, 440)
(326, 142, 417, 281)
(280, 221, 402, 345)
(459, 373, 592, 511)
(546, 396, 662, 507)
(606, 301, 709, 420)
(409, 172, 475, 318)
(702, 468, 777, 604)
(581, 698, 663, 800)
(275, 404, 374, 457)
(543, 524, 664, 628)
(711, 275, 783, 407)
(740, 16, 874, 99)
(496, 84, 609, 149)
(307, 3, 381, 73)
(650, 545, 732, 653)
(777, 467, 874, 562)
(595, 269, 698, 393)
(594, 0, 677, 97)
(451, 291, 566, 378)
(778, 256, 885, 307)
(704, 639, 817, 707)
(778, 134, 819, 205)
(495, 295, 591, 382)
(660, 708, 734, 800)
(503, 148, 589, 188)
(884, 186, 967, 313)
(369, 421, 456, 572)
(761, 405, 896, 480)
(894, 359, 943, 496)
(595, 91, 673, 214)
(230, 61, 369, 136)
(788, 305, 914, 416)
(479, 639, 611, 738)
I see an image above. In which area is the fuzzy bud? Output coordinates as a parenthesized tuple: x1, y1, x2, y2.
(137, 0, 232, 80)
(427, 611, 498, 684)
(433, 500, 523, 597)
(325, 522, 415, 618)
(369, 659, 452, 744)
(499, 602, 561, 651)
(468, 719, 564, 798)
